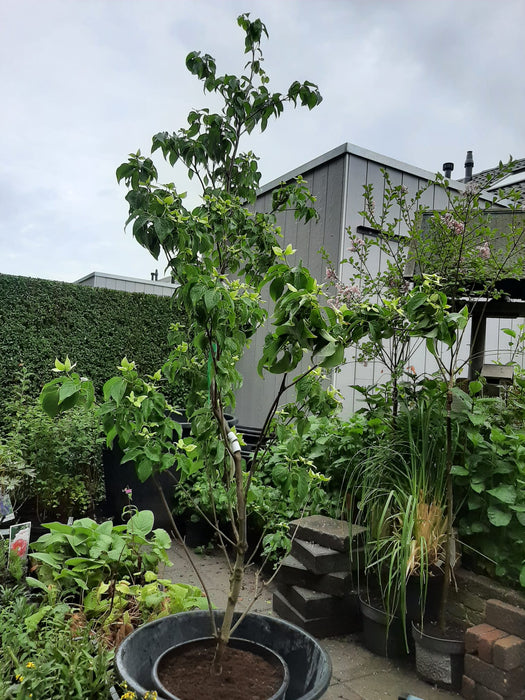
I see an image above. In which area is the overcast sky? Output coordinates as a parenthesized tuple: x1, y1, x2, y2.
(1, 0, 524, 283)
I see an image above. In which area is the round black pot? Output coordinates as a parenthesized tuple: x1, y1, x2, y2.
(412, 621, 465, 691)
(152, 636, 290, 700)
(115, 610, 332, 700)
(359, 597, 410, 658)
(405, 571, 444, 625)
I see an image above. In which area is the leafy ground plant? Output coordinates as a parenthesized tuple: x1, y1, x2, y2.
(0, 585, 114, 700)
(27, 509, 171, 598)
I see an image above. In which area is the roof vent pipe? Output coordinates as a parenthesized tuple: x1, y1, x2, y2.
(464, 150, 474, 182)
(443, 162, 454, 178)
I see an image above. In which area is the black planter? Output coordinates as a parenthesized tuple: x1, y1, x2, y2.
(102, 414, 238, 531)
(412, 622, 465, 691)
(152, 636, 290, 700)
(115, 610, 332, 700)
(101, 446, 177, 531)
(359, 597, 410, 658)
(405, 572, 444, 626)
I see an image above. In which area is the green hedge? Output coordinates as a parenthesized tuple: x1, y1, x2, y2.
(0, 274, 184, 416)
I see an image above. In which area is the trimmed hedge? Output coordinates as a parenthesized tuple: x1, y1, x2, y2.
(0, 274, 184, 417)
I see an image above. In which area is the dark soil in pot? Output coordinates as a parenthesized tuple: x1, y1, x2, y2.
(154, 637, 288, 700)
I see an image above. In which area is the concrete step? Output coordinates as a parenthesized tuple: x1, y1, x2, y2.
(282, 583, 359, 620)
(289, 515, 365, 553)
(291, 537, 359, 575)
(273, 588, 361, 637)
(276, 554, 355, 597)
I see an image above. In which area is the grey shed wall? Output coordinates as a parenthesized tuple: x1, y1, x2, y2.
(234, 143, 472, 426)
(234, 150, 346, 427)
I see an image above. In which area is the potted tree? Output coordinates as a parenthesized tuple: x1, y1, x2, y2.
(40, 14, 352, 700)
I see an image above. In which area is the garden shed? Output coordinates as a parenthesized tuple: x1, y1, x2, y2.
(235, 143, 525, 426)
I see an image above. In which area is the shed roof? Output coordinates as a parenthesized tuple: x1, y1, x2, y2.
(258, 142, 466, 196)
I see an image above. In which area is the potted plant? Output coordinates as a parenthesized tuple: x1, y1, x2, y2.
(40, 14, 351, 699)
(348, 385, 450, 656)
(336, 164, 525, 688)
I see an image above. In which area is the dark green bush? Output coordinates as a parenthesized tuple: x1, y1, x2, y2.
(0, 274, 188, 423)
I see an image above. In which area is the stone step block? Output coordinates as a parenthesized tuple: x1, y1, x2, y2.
(279, 583, 359, 621)
(272, 589, 360, 637)
(288, 515, 365, 553)
(291, 538, 359, 575)
(493, 634, 525, 671)
(276, 554, 355, 597)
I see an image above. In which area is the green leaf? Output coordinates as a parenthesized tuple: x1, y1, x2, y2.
(58, 379, 79, 404)
(136, 458, 153, 482)
(468, 380, 483, 396)
(487, 505, 512, 527)
(451, 465, 469, 476)
(128, 510, 154, 536)
(25, 605, 52, 632)
(153, 528, 172, 549)
(28, 552, 61, 568)
(40, 386, 60, 418)
(319, 343, 345, 369)
(487, 485, 517, 504)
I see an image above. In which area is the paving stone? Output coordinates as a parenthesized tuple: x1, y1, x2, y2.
(291, 538, 353, 575)
(477, 627, 508, 664)
(461, 674, 476, 699)
(476, 685, 504, 700)
(288, 515, 365, 553)
(276, 554, 356, 597)
(465, 623, 496, 654)
(493, 634, 525, 671)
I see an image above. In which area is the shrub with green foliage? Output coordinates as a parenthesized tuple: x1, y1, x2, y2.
(0, 586, 115, 700)
(0, 274, 188, 423)
(453, 387, 525, 588)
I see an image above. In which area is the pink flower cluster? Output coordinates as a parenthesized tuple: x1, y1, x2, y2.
(348, 237, 365, 253)
(464, 182, 480, 197)
(478, 241, 490, 259)
(325, 267, 360, 308)
(440, 212, 465, 236)
(333, 283, 361, 308)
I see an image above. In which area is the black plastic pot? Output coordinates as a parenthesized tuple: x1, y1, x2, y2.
(152, 636, 290, 700)
(359, 597, 410, 658)
(405, 572, 444, 626)
(115, 610, 332, 700)
(102, 414, 238, 530)
(412, 622, 464, 691)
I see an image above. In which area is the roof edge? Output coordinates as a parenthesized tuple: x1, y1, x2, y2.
(257, 142, 468, 195)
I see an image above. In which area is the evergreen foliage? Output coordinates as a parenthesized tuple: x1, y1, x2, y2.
(0, 274, 185, 420)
